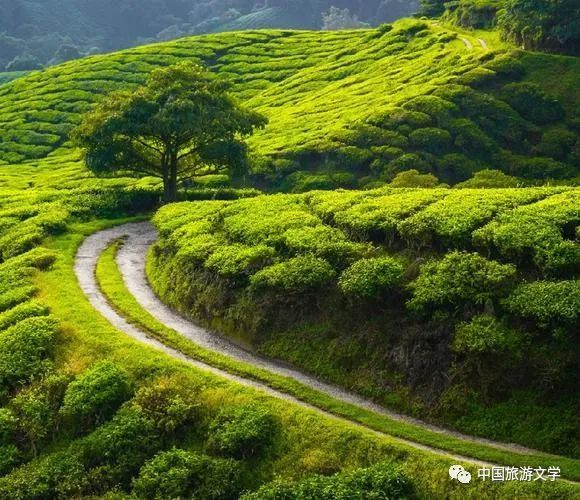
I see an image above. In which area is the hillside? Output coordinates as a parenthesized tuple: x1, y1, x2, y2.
(1, 19, 579, 190)
(0, 0, 417, 70)
(0, 9, 579, 496)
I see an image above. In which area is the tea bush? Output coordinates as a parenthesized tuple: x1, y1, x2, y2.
(206, 404, 278, 459)
(339, 256, 404, 299)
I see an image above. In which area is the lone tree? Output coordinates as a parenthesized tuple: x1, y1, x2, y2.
(73, 62, 268, 202)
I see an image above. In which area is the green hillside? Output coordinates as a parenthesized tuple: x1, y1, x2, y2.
(149, 186, 580, 457)
(1, 18, 578, 188)
(0, 12, 579, 497)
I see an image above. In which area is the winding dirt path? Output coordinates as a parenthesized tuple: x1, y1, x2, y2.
(74, 221, 551, 465)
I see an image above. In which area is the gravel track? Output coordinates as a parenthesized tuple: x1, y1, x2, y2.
(74, 221, 552, 465)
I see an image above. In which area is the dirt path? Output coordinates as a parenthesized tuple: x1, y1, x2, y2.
(74, 221, 551, 465)
(478, 38, 489, 50)
(459, 37, 473, 50)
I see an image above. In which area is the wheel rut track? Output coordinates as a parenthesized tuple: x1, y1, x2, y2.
(74, 221, 566, 470)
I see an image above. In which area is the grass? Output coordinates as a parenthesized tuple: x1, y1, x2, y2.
(94, 236, 580, 481)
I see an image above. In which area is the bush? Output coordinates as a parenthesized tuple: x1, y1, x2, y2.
(390, 169, 439, 188)
(132, 376, 200, 435)
(536, 128, 578, 160)
(206, 404, 278, 459)
(501, 83, 564, 125)
(407, 252, 516, 315)
(132, 449, 241, 500)
(204, 244, 276, 279)
(503, 280, 579, 329)
(339, 257, 404, 300)
(10, 373, 69, 454)
(250, 256, 335, 294)
(409, 127, 452, 154)
(456, 169, 520, 188)
(0, 316, 58, 396)
(0, 450, 87, 499)
(242, 461, 415, 499)
(0, 408, 16, 445)
(60, 361, 132, 432)
(0, 300, 49, 331)
(453, 314, 521, 354)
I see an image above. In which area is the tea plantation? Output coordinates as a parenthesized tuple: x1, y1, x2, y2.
(0, 14, 578, 499)
(149, 186, 580, 457)
(1, 18, 579, 189)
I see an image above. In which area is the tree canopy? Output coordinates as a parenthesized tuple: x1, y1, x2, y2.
(73, 62, 267, 201)
(498, 0, 580, 54)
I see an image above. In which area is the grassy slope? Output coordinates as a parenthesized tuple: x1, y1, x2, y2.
(0, 19, 487, 164)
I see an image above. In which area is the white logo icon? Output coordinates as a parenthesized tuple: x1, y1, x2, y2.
(449, 465, 472, 484)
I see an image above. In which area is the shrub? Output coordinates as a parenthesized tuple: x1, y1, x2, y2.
(409, 127, 452, 154)
(242, 461, 415, 499)
(503, 280, 579, 329)
(407, 252, 516, 315)
(250, 256, 335, 294)
(403, 95, 458, 124)
(456, 169, 520, 188)
(390, 169, 439, 188)
(385, 153, 430, 179)
(0, 408, 16, 445)
(0, 316, 58, 396)
(0, 450, 87, 499)
(0, 300, 49, 331)
(339, 257, 404, 299)
(206, 404, 278, 459)
(132, 449, 241, 500)
(536, 128, 578, 160)
(60, 361, 132, 432)
(10, 373, 70, 455)
(77, 407, 160, 490)
(282, 225, 366, 266)
(132, 376, 200, 435)
(453, 314, 521, 354)
(204, 244, 276, 279)
(501, 83, 564, 125)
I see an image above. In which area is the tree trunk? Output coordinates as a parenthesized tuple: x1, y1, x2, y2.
(162, 153, 178, 203)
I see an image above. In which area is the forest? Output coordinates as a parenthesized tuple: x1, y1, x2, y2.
(0, 0, 578, 498)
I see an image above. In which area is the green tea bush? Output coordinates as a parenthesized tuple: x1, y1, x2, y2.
(536, 128, 578, 160)
(501, 83, 564, 125)
(0, 408, 16, 445)
(206, 404, 278, 459)
(339, 257, 404, 300)
(456, 169, 520, 188)
(131, 376, 200, 435)
(409, 127, 452, 154)
(453, 314, 521, 354)
(250, 256, 335, 294)
(390, 169, 439, 188)
(503, 280, 580, 329)
(10, 373, 70, 454)
(242, 461, 415, 499)
(77, 407, 161, 491)
(0, 300, 48, 330)
(132, 449, 241, 500)
(0, 450, 87, 499)
(204, 244, 276, 279)
(0, 317, 58, 396)
(60, 361, 133, 432)
(407, 252, 516, 315)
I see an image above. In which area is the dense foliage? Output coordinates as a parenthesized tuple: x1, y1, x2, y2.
(73, 62, 266, 201)
(150, 186, 579, 455)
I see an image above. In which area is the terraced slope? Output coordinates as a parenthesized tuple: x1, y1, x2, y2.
(1, 19, 578, 186)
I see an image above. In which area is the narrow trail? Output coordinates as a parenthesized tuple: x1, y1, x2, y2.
(478, 38, 489, 50)
(459, 37, 474, 50)
(75, 221, 554, 467)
